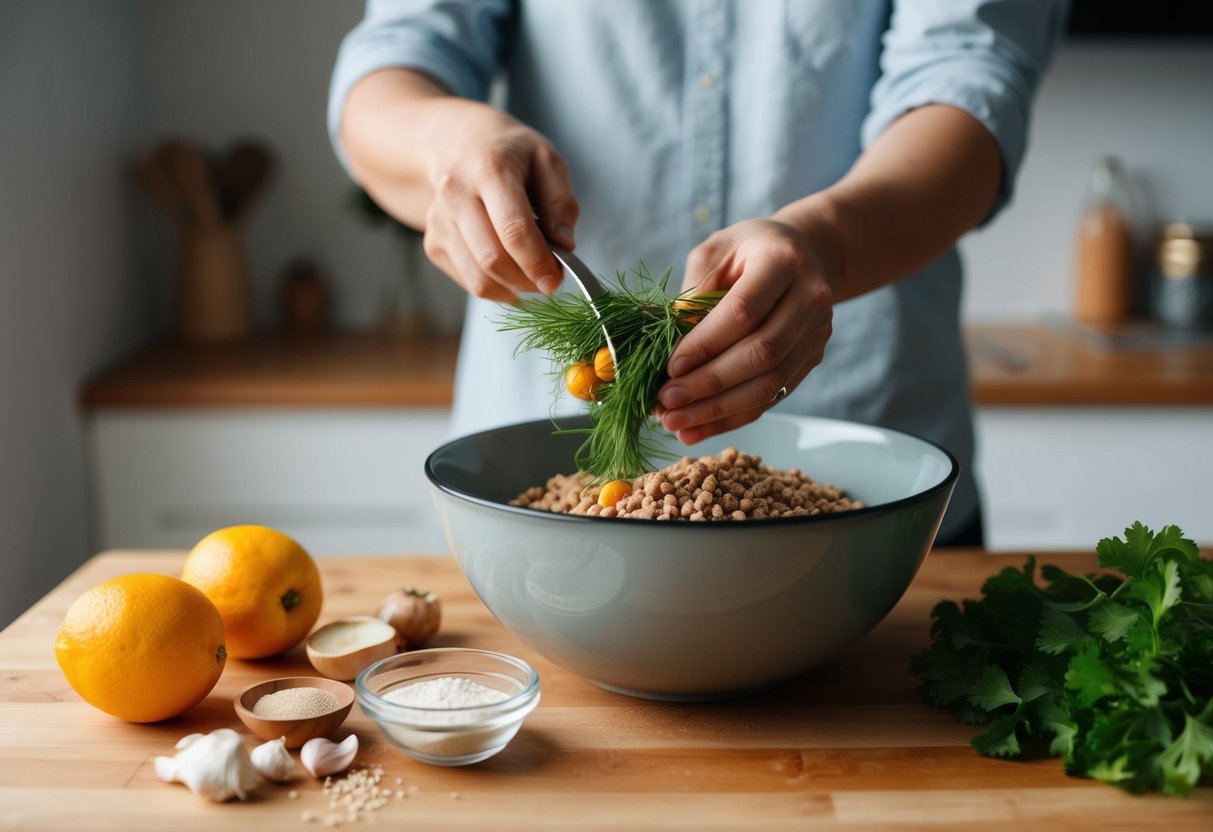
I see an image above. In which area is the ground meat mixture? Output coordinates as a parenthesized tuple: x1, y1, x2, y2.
(511, 447, 863, 521)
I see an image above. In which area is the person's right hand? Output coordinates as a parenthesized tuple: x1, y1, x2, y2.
(418, 101, 579, 303)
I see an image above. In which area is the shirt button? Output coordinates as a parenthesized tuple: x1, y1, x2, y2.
(693, 203, 712, 223)
(696, 73, 717, 90)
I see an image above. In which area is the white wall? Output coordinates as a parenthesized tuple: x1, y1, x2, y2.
(961, 40, 1213, 321)
(0, 1, 150, 626)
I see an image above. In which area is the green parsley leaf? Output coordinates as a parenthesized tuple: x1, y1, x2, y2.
(967, 665, 1023, 711)
(1127, 558, 1182, 627)
(1088, 600, 1141, 642)
(971, 713, 1024, 758)
(1156, 704, 1213, 796)
(1017, 663, 1058, 703)
(911, 521, 1213, 797)
(1035, 609, 1092, 655)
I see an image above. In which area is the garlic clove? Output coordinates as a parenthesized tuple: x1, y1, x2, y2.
(250, 736, 297, 783)
(300, 734, 358, 778)
(154, 728, 260, 802)
(174, 733, 205, 750)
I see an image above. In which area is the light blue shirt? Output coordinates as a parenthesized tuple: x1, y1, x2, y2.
(329, 0, 1064, 541)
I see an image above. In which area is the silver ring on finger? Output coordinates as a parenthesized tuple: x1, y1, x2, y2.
(773, 385, 788, 403)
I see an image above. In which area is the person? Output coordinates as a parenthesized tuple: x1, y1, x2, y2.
(329, 0, 1064, 545)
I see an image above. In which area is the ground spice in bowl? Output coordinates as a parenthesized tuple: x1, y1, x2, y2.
(253, 687, 340, 719)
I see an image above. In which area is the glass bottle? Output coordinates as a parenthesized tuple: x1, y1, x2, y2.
(1073, 156, 1135, 327)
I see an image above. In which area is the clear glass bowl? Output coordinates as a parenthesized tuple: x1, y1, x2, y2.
(355, 648, 540, 766)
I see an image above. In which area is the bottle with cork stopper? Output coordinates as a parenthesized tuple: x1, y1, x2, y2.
(1073, 155, 1135, 327)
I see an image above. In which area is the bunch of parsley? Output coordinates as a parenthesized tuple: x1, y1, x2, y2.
(912, 523, 1213, 795)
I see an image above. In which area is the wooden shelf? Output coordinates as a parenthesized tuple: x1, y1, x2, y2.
(79, 331, 460, 409)
(78, 325, 1213, 410)
(967, 323, 1213, 406)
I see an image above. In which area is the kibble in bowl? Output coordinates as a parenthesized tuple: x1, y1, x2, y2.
(513, 448, 863, 521)
(426, 414, 956, 701)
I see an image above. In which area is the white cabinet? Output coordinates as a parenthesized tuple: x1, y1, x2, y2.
(975, 407, 1213, 551)
(89, 408, 451, 555)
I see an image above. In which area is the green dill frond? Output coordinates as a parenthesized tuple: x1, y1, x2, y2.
(496, 263, 722, 480)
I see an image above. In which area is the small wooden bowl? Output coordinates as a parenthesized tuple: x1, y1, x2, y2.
(234, 676, 354, 748)
(306, 616, 399, 681)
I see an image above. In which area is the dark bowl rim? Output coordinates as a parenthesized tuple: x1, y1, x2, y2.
(423, 414, 959, 530)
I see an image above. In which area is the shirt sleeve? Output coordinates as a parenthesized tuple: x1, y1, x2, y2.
(862, 0, 1066, 222)
(327, 0, 512, 174)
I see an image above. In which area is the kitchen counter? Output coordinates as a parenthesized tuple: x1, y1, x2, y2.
(1, 549, 1209, 829)
(78, 332, 461, 409)
(78, 325, 1213, 410)
(966, 323, 1213, 406)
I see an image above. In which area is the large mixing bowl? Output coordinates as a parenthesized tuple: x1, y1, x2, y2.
(425, 414, 956, 701)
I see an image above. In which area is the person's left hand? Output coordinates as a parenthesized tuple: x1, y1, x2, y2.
(656, 218, 836, 444)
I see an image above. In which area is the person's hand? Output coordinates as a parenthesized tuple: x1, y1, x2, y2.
(656, 219, 836, 444)
(418, 102, 579, 302)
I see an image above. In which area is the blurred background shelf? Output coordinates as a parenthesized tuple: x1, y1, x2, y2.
(80, 332, 459, 408)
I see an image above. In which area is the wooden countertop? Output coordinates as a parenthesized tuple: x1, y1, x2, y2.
(79, 325, 1213, 411)
(2, 549, 1210, 829)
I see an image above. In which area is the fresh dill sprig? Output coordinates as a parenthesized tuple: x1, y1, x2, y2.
(497, 264, 722, 481)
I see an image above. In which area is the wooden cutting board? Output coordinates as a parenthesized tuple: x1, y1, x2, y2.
(1, 549, 1210, 830)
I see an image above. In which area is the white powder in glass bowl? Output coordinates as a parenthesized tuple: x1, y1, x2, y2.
(368, 674, 535, 764)
(383, 676, 509, 711)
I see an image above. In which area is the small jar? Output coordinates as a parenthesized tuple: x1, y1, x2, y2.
(1149, 222, 1213, 331)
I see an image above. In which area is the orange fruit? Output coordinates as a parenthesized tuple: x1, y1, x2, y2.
(181, 525, 322, 659)
(592, 346, 616, 382)
(55, 574, 227, 722)
(565, 362, 602, 401)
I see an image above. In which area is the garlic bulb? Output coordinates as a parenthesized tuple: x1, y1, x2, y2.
(300, 734, 358, 778)
(154, 728, 260, 802)
(376, 588, 441, 648)
(250, 736, 297, 782)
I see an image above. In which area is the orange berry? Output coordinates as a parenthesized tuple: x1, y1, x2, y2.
(593, 346, 615, 382)
(598, 480, 633, 508)
(565, 362, 602, 401)
(674, 297, 704, 325)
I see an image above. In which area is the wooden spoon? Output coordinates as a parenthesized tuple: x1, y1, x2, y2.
(160, 141, 220, 227)
(217, 141, 273, 223)
(133, 150, 187, 231)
